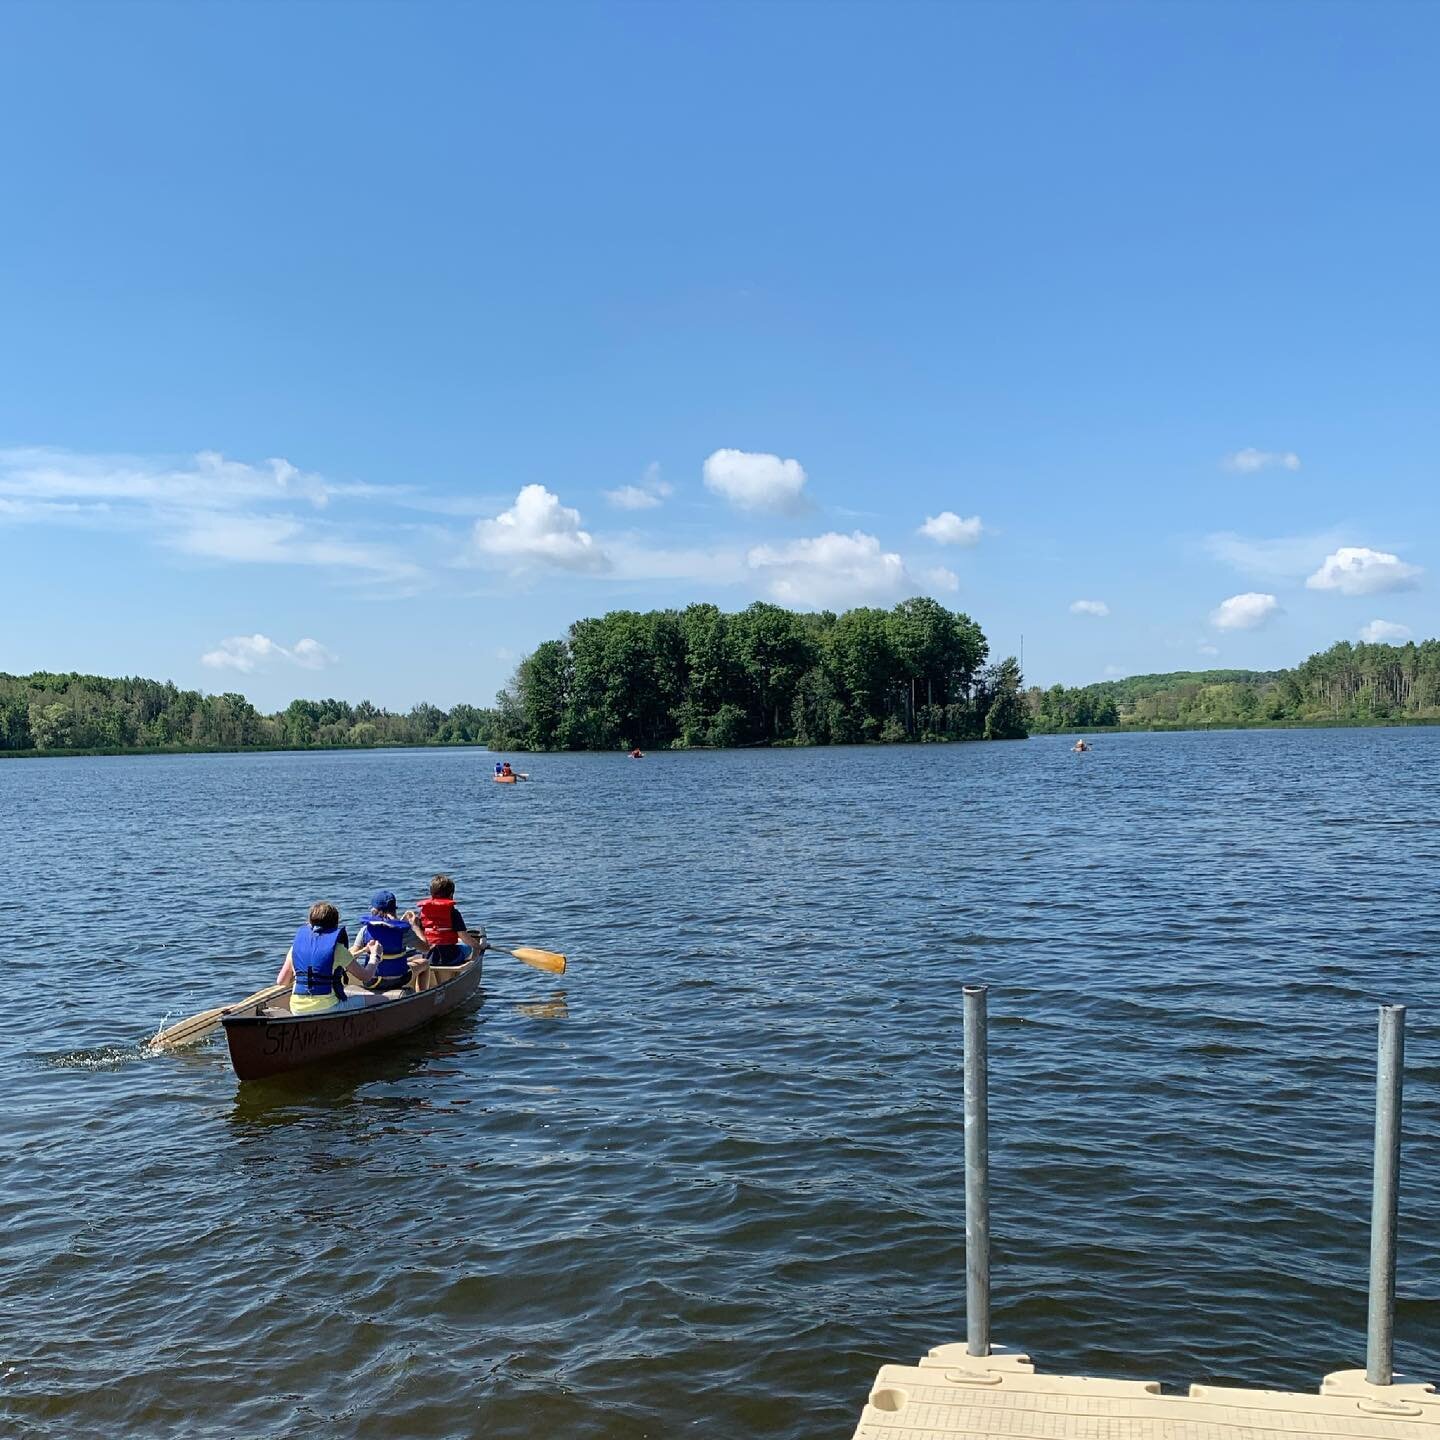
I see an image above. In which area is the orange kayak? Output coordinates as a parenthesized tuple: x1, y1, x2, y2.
(493, 773, 518, 784)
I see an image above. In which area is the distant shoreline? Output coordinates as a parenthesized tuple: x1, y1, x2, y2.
(0, 734, 1002, 761)
(1036, 715, 1440, 736)
(6, 715, 1440, 760)
(0, 739, 497, 761)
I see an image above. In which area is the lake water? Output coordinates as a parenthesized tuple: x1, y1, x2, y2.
(1, 730, 1438, 1437)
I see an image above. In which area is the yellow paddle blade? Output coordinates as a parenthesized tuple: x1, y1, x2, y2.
(509, 946, 567, 975)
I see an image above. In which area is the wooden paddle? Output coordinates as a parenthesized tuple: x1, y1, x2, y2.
(470, 938, 568, 974)
(409, 906, 567, 976)
(427, 945, 566, 977)
(150, 981, 292, 1052)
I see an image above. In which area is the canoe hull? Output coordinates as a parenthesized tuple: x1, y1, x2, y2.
(221, 957, 484, 1081)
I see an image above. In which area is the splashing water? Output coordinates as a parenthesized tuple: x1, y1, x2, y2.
(43, 1042, 158, 1071)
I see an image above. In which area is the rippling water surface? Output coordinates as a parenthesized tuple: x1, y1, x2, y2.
(2, 731, 1438, 1437)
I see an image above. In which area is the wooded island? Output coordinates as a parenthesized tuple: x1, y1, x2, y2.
(491, 599, 1026, 749)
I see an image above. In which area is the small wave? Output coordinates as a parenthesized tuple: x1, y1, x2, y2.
(43, 1043, 157, 1071)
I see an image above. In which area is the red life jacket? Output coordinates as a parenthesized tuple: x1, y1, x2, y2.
(419, 896, 458, 947)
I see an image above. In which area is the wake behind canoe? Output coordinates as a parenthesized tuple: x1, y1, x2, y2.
(221, 955, 484, 1081)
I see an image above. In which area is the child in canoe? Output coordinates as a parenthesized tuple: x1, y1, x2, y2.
(275, 901, 376, 1014)
(352, 890, 431, 992)
(417, 873, 488, 968)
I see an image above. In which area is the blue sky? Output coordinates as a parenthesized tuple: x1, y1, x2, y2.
(1, 0, 1436, 711)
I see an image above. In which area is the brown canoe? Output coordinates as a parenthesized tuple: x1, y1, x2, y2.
(221, 956, 484, 1081)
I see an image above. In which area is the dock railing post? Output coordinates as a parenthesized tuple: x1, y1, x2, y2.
(1366, 1002, 1405, 1386)
(963, 983, 990, 1357)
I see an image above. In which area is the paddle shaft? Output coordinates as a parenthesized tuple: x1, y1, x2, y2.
(150, 981, 293, 1050)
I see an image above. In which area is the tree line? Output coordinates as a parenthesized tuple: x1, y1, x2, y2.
(1028, 639, 1440, 730)
(1, 598, 1027, 757)
(0, 672, 496, 754)
(491, 598, 1028, 749)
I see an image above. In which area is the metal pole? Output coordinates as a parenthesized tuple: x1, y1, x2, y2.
(963, 983, 991, 1357)
(1366, 1003, 1405, 1386)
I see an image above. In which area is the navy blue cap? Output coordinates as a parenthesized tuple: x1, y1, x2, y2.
(370, 889, 397, 912)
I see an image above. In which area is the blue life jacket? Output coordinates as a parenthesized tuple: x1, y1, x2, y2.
(358, 913, 413, 979)
(292, 924, 345, 998)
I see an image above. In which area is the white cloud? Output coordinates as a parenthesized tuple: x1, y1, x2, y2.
(1069, 599, 1110, 617)
(201, 634, 339, 673)
(173, 513, 302, 563)
(702, 448, 807, 513)
(1211, 592, 1281, 631)
(608, 541, 749, 585)
(1306, 546, 1421, 596)
(918, 511, 983, 546)
(747, 530, 908, 607)
(604, 461, 673, 511)
(605, 485, 663, 510)
(0, 447, 338, 510)
(0, 447, 422, 582)
(922, 566, 960, 593)
(1359, 620, 1412, 643)
(474, 484, 609, 572)
(1223, 448, 1302, 473)
(1204, 528, 1345, 583)
(290, 638, 338, 669)
(172, 511, 420, 582)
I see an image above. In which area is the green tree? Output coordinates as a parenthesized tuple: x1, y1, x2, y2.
(826, 607, 898, 739)
(730, 602, 817, 742)
(28, 702, 71, 750)
(0, 694, 33, 749)
(512, 639, 571, 749)
(983, 658, 1028, 739)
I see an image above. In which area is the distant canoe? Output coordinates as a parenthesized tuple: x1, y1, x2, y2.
(221, 957, 484, 1081)
(494, 773, 518, 783)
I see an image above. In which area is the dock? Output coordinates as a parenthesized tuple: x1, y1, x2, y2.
(850, 991, 1434, 1439)
(851, 1347, 1438, 1438)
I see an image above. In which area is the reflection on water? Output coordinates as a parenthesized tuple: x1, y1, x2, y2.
(226, 998, 493, 1132)
(515, 990, 569, 1021)
(1, 734, 1438, 1439)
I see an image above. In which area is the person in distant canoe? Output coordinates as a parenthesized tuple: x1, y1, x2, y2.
(275, 901, 376, 1014)
(629, 748, 643, 759)
(1072, 739, 1091, 753)
(417, 873, 487, 968)
(500, 761, 515, 778)
(353, 890, 430, 993)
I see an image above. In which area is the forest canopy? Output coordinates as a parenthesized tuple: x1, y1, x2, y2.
(0, 672, 495, 754)
(491, 599, 1028, 750)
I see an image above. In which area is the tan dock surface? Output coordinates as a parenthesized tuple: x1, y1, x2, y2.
(851, 1346, 1439, 1439)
